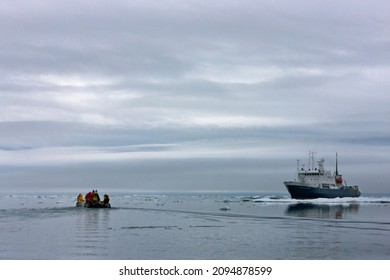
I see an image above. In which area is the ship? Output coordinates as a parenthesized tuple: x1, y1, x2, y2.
(284, 152, 361, 199)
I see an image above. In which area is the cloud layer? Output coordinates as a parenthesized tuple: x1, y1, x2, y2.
(1, 0, 390, 192)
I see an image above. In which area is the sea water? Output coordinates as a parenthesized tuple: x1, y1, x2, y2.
(0, 192, 389, 260)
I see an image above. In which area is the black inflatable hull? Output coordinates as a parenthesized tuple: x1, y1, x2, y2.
(84, 202, 111, 208)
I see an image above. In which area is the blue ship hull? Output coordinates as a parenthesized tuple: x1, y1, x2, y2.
(284, 182, 361, 199)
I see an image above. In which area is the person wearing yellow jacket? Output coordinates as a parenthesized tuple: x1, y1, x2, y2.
(76, 193, 84, 207)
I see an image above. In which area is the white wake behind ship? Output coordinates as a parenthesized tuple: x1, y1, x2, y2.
(284, 152, 361, 199)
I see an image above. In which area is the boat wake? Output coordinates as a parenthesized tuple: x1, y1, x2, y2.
(238, 195, 390, 205)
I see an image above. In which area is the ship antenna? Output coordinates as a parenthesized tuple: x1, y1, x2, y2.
(309, 151, 316, 170)
(335, 153, 339, 176)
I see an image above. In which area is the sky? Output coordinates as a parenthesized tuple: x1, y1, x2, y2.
(1, 0, 390, 193)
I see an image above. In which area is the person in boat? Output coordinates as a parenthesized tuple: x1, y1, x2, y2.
(102, 194, 110, 206)
(77, 193, 84, 203)
(84, 191, 93, 207)
(76, 193, 84, 206)
(92, 190, 100, 205)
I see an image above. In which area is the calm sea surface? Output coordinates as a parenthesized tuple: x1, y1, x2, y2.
(0, 192, 389, 260)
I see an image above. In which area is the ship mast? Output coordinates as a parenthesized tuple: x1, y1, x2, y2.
(308, 151, 316, 170)
(334, 152, 343, 185)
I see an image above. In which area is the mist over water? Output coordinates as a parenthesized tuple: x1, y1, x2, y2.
(0, 192, 389, 259)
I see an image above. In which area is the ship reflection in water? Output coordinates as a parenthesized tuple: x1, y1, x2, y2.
(285, 203, 359, 219)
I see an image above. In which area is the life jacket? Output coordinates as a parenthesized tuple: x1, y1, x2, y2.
(92, 193, 99, 202)
(77, 194, 84, 203)
(85, 192, 93, 202)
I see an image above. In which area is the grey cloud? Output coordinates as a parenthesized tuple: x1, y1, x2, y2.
(1, 0, 390, 192)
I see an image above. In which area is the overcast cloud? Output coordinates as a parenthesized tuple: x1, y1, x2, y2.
(1, 0, 390, 193)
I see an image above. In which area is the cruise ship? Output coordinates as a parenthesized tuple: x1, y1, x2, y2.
(284, 152, 361, 199)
